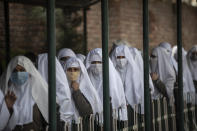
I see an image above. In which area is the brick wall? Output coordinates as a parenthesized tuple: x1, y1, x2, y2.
(0, 2, 46, 60)
(86, 0, 197, 51)
(0, 0, 197, 61)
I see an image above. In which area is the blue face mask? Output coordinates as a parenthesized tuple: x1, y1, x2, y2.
(10, 72, 29, 86)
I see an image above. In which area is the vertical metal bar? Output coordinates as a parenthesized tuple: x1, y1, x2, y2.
(3, 0, 10, 65)
(176, 0, 184, 131)
(101, 0, 110, 130)
(83, 8, 87, 55)
(143, 0, 151, 131)
(47, 0, 56, 130)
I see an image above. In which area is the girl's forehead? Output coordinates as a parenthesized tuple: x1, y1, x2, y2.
(15, 65, 25, 70)
(68, 67, 80, 69)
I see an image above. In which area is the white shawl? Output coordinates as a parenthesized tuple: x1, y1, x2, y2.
(0, 56, 48, 129)
(159, 42, 178, 73)
(63, 57, 103, 123)
(85, 48, 128, 121)
(129, 47, 158, 100)
(150, 47, 176, 99)
(172, 47, 196, 103)
(37, 53, 74, 123)
(0, 90, 10, 130)
(76, 54, 86, 63)
(187, 45, 197, 81)
(110, 45, 144, 114)
(57, 48, 76, 60)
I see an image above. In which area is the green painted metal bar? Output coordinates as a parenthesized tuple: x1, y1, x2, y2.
(3, 0, 10, 65)
(84, 0, 100, 8)
(47, 0, 56, 130)
(101, 0, 110, 130)
(176, 0, 184, 131)
(142, 0, 151, 131)
(83, 8, 87, 55)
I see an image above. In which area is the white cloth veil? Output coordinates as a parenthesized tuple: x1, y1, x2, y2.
(85, 48, 128, 120)
(63, 57, 103, 123)
(57, 48, 76, 60)
(150, 47, 176, 99)
(172, 46, 195, 103)
(110, 45, 144, 114)
(38, 53, 74, 122)
(159, 42, 178, 73)
(76, 54, 86, 63)
(0, 56, 48, 129)
(129, 47, 157, 99)
(187, 45, 197, 81)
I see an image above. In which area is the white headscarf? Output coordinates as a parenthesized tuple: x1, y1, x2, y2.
(129, 47, 157, 99)
(37, 53, 74, 123)
(63, 57, 103, 123)
(159, 42, 178, 74)
(187, 45, 197, 81)
(150, 47, 176, 99)
(85, 48, 128, 121)
(76, 54, 86, 63)
(110, 45, 144, 114)
(57, 48, 76, 60)
(0, 56, 48, 129)
(0, 90, 10, 130)
(171, 47, 196, 103)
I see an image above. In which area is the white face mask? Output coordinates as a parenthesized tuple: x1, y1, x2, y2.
(116, 58, 127, 68)
(91, 64, 102, 75)
(150, 57, 158, 73)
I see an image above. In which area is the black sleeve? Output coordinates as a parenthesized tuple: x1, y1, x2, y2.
(153, 79, 169, 99)
(72, 90, 93, 117)
(193, 80, 197, 93)
(56, 104, 66, 131)
(33, 104, 48, 130)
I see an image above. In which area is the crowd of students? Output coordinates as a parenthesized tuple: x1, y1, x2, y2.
(0, 40, 196, 131)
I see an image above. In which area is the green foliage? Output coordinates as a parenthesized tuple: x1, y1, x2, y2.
(29, 7, 84, 54)
(56, 8, 83, 54)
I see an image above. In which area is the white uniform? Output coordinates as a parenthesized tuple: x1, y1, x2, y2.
(110, 45, 145, 114)
(0, 56, 48, 130)
(150, 47, 176, 100)
(172, 46, 195, 103)
(38, 53, 74, 123)
(85, 48, 128, 121)
(76, 54, 86, 63)
(63, 57, 103, 123)
(0, 90, 10, 130)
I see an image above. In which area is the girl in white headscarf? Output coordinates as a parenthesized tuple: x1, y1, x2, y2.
(173, 46, 197, 130)
(0, 56, 48, 130)
(37, 53, 74, 124)
(187, 45, 197, 129)
(150, 47, 176, 101)
(110, 44, 145, 128)
(76, 54, 86, 63)
(129, 47, 157, 99)
(110, 44, 144, 113)
(85, 48, 128, 128)
(187, 45, 197, 91)
(62, 57, 103, 124)
(57, 48, 76, 66)
(159, 42, 178, 74)
(172, 46, 196, 103)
